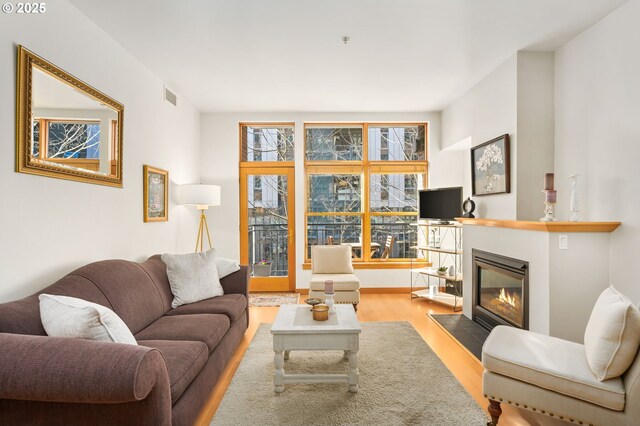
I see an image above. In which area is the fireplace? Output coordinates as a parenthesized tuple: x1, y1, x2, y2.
(472, 249, 529, 331)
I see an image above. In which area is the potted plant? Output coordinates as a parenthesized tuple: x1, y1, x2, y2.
(437, 266, 448, 276)
(252, 259, 272, 277)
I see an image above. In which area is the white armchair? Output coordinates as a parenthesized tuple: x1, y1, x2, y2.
(482, 287, 640, 426)
(309, 245, 360, 310)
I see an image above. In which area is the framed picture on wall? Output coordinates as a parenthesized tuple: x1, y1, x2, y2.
(143, 165, 169, 222)
(471, 134, 511, 196)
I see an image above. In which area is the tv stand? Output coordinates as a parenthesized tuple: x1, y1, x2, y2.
(410, 222, 463, 311)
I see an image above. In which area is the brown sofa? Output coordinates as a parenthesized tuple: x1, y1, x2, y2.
(0, 255, 249, 426)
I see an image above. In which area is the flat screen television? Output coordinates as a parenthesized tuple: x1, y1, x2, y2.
(419, 187, 463, 222)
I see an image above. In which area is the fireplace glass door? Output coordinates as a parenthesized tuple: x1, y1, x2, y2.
(477, 262, 525, 328)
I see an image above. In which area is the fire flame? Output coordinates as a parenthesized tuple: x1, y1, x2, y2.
(498, 288, 517, 308)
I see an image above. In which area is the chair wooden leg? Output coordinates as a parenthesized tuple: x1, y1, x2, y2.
(353, 303, 358, 312)
(487, 400, 502, 426)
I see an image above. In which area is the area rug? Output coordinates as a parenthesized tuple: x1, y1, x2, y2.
(211, 322, 487, 425)
(248, 293, 300, 307)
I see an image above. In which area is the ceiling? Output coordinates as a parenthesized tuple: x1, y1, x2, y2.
(69, 0, 627, 113)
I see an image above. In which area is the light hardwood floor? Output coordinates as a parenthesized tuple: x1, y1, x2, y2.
(195, 293, 532, 426)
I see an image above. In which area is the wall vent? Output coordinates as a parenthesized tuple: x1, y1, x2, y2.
(164, 86, 177, 106)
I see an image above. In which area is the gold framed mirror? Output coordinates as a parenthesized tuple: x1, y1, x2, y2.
(16, 46, 124, 187)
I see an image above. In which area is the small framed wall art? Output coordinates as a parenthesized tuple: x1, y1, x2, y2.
(471, 134, 511, 196)
(143, 165, 169, 222)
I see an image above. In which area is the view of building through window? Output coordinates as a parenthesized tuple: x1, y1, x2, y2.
(305, 123, 428, 261)
(241, 124, 295, 278)
(240, 122, 428, 272)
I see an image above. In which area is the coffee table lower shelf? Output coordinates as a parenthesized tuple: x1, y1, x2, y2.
(411, 289, 463, 312)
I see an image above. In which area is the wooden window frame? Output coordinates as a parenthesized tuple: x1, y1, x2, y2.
(304, 122, 429, 266)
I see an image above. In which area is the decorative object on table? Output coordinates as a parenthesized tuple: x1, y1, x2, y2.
(143, 165, 169, 222)
(324, 279, 336, 313)
(540, 172, 558, 222)
(324, 292, 335, 313)
(462, 197, 476, 218)
(569, 174, 581, 222)
(177, 183, 221, 252)
(312, 304, 329, 321)
(471, 134, 511, 196)
(324, 280, 334, 294)
(437, 266, 448, 276)
(252, 259, 272, 277)
(305, 298, 321, 310)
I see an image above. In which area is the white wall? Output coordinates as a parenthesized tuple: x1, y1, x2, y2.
(554, 0, 640, 302)
(0, 1, 201, 302)
(200, 111, 463, 288)
(516, 52, 555, 221)
(441, 54, 518, 219)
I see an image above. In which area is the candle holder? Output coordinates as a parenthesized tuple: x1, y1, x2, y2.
(540, 188, 558, 222)
(540, 201, 558, 222)
(324, 292, 335, 313)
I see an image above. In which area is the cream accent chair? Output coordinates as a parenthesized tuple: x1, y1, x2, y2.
(482, 325, 640, 425)
(309, 245, 360, 310)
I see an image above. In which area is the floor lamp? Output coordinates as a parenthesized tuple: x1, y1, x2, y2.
(178, 184, 221, 252)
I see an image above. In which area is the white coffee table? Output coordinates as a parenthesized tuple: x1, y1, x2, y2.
(270, 304, 361, 393)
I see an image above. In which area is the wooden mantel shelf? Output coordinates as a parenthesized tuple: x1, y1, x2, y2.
(456, 218, 621, 233)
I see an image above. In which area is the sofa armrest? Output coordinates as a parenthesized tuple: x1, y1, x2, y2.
(220, 265, 249, 297)
(0, 333, 170, 404)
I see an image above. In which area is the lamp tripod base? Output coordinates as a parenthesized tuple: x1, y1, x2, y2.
(195, 208, 213, 252)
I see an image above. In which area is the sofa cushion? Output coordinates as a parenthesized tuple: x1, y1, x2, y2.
(309, 274, 360, 291)
(137, 339, 208, 403)
(135, 314, 230, 353)
(39, 294, 137, 345)
(311, 245, 354, 274)
(483, 326, 625, 411)
(584, 286, 640, 381)
(165, 294, 247, 323)
(161, 250, 224, 309)
(70, 260, 168, 335)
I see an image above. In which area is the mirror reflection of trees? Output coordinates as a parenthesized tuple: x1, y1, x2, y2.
(32, 121, 101, 159)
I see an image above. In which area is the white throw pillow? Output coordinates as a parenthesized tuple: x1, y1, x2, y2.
(39, 294, 137, 345)
(161, 249, 224, 308)
(584, 286, 640, 381)
(216, 257, 240, 279)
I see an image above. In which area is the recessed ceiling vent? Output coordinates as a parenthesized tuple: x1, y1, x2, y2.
(164, 86, 177, 106)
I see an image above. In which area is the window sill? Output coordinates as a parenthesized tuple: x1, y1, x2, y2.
(302, 261, 431, 270)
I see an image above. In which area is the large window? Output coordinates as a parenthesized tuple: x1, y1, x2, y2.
(305, 123, 428, 263)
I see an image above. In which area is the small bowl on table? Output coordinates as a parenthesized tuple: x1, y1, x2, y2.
(305, 298, 322, 311)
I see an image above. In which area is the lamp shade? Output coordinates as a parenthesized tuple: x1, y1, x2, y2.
(177, 184, 221, 207)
